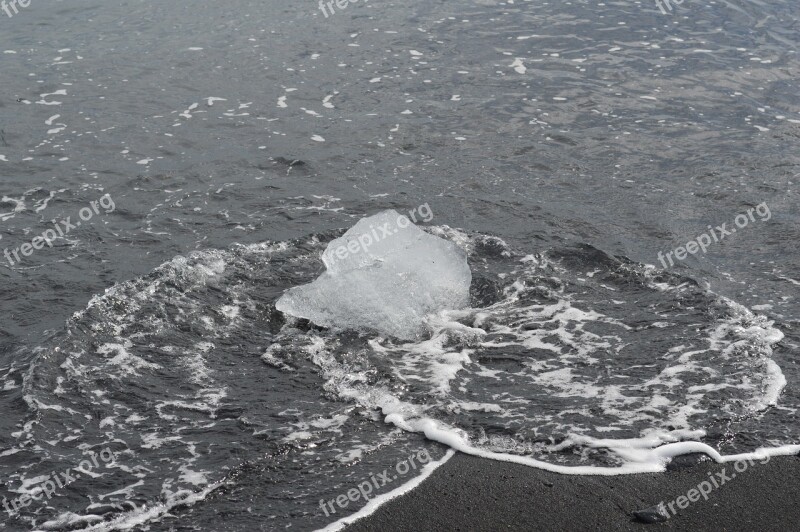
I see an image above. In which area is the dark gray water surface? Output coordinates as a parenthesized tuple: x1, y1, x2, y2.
(1, 0, 798, 530)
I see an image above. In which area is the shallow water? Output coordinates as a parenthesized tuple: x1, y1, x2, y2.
(1, 0, 798, 530)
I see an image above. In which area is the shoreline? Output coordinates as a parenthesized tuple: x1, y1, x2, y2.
(342, 451, 800, 531)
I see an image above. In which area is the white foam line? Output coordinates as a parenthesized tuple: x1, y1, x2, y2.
(317, 449, 455, 532)
(411, 418, 664, 475)
(718, 445, 800, 463)
(389, 417, 800, 476)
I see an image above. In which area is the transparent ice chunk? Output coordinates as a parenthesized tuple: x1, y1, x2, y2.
(276, 210, 471, 339)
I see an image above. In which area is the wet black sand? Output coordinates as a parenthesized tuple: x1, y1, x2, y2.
(345, 453, 800, 531)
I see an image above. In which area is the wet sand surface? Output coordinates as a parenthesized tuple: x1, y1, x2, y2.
(346, 453, 800, 531)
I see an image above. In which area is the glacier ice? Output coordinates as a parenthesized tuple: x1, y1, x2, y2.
(276, 210, 471, 340)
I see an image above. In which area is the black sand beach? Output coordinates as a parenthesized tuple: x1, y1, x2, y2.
(2, 1, 799, 530)
(346, 453, 800, 531)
